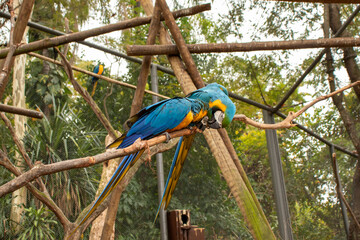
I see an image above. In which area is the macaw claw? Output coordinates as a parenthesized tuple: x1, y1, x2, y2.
(163, 132, 171, 143)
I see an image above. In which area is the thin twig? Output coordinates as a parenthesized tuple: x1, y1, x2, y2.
(331, 152, 360, 230)
(55, 48, 118, 139)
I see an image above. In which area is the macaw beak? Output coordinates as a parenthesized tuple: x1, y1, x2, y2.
(208, 110, 224, 129)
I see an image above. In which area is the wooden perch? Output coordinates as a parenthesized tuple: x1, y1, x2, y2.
(27, 52, 170, 100)
(126, 37, 360, 56)
(0, 3, 211, 59)
(0, 103, 43, 119)
(0, 128, 196, 197)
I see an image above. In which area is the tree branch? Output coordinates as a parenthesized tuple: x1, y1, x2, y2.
(0, 103, 43, 119)
(0, 128, 196, 197)
(233, 80, 360, 129)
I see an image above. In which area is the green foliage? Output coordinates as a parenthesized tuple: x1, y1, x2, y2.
(17, 207, 58, 240)
(24, 100, 104, 220)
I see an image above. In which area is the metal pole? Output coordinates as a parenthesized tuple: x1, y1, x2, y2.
(263, 110, 294, 240)
(151, 64, 168, 240)
(329, 145, 350, 237)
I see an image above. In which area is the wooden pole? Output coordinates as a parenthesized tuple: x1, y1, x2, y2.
(126, 37, 360, 56)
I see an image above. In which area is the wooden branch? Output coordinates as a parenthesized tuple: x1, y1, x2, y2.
(0, 150, 71, 228)
(331, 152, 360, 230)
(0, 128, 195, 197)
(126, 37, 360, 56)
(130, 0, 162, 116)
(27, 52, 170, 100)
(0, 0, 35, 99)
(56, 49, 118, 139)
(0, 4, 211, 59)
(0, 103, 43, 119)
(233, 80, 360, 129)
(158, 0, 205, 89)
(0, 112, 33, 168)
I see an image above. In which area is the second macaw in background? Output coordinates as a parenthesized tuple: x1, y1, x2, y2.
(91, 64, 104, 97)
(70, 83, 235, 235)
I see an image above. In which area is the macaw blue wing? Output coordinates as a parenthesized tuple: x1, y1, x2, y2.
(70, 97, 207, 237)
(154, 134, 196, 222)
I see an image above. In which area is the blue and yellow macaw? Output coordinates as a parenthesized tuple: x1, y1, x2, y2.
(70, 83, 235, 235)
(91, 64, 104, 97)
(155, 83, 236, 220)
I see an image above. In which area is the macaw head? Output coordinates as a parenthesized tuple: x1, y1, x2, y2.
(187, 83, 236, 129)
(202, 84, 235, 129)
(207, 95, 235, 129)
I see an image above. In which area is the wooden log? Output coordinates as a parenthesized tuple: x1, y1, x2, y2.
(126, 37, 360, 56)
(0, 3, 211, 59)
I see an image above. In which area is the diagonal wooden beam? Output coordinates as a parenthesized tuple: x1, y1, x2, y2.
(158, 0, 204, 89)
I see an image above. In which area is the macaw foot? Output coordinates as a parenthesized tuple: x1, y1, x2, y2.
(195, 116, 209, 132)
(144, 142, 156, 173)
(163, 132, 171, 143)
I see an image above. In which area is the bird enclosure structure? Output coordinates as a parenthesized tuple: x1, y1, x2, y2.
(0, 0, 360, 239)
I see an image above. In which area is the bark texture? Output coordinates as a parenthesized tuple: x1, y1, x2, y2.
(10, 0, 30, 232)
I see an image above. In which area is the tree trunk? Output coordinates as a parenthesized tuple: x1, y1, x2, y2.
(329, 4, 360, 239)
(10, 0, 30, 232)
